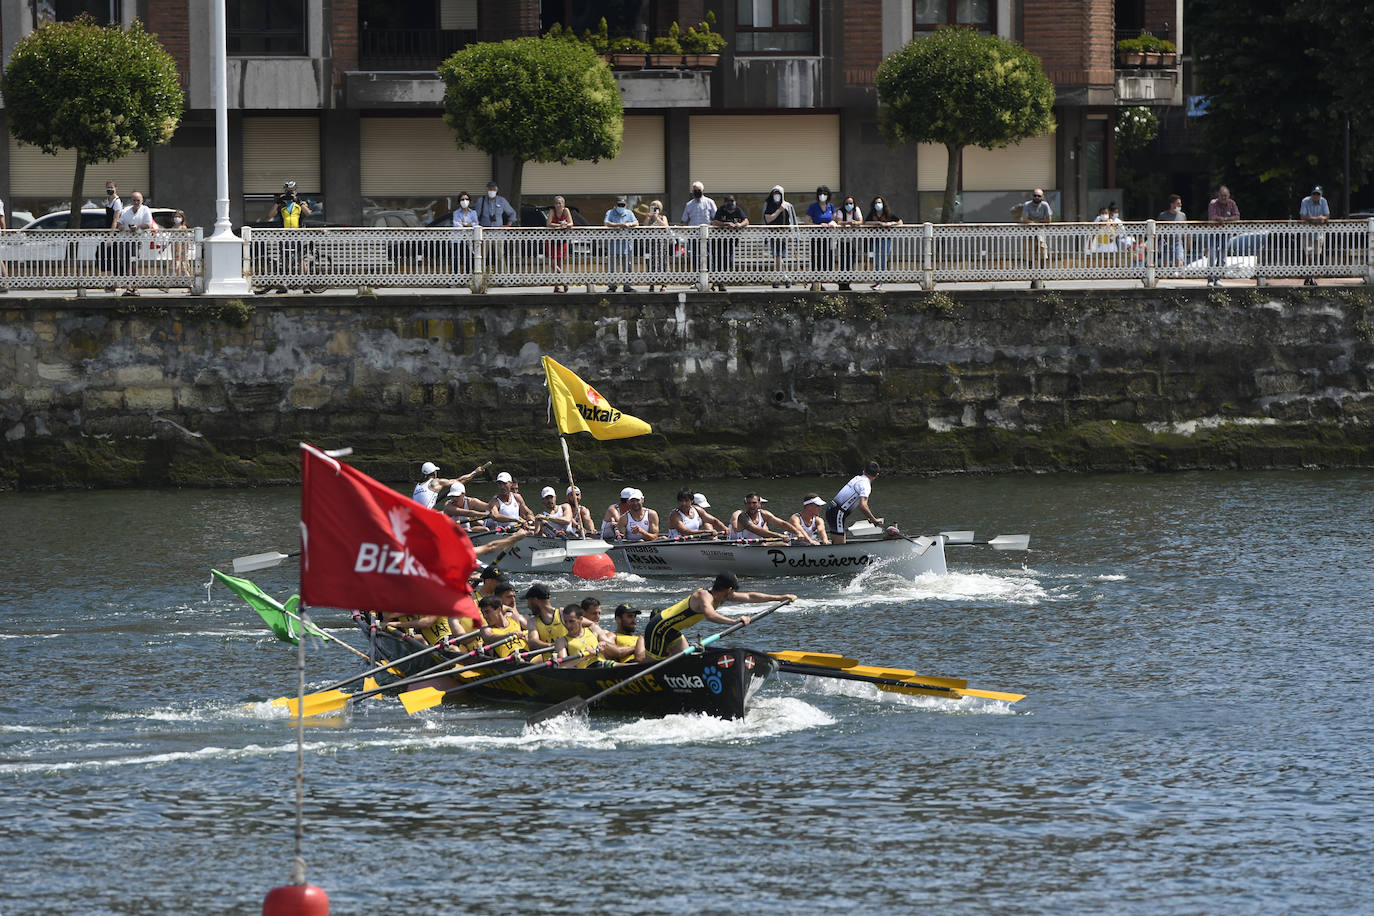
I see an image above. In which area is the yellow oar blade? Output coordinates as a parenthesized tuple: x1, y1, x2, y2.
(951, 686, 1026, 703)
(399, 686, 446, 715)
(364, 676, 380, 692)
(273, 690, 350, 716)
(847, 665, 967, 690)
(769, 651, 859, 668)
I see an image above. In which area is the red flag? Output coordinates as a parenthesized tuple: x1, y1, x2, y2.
(299, 443, 479, 620)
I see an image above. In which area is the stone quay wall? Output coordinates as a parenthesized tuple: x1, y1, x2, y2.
(1, 287, 1372, 489)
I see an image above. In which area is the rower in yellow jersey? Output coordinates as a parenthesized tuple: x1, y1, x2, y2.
(643, 572, 796, 659)
(554, 604, 604, 668)
(380, 612, 455, 662)
(600, 603, 646, 664)
(477, 595, 528, 658)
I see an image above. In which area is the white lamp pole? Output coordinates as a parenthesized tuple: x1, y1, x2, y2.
(202, 0, 250, 294)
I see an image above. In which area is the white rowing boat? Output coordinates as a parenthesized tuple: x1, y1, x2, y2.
(608, 534, 948, 578)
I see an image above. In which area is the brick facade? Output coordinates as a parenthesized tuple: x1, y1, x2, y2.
(146, 0, 189, 88)
(329, 0, 358, 91)
(841, 0, 883, 86)
(478, 0, 540, 42)
(1023, 0, 1115, 88)
(1143, 0, 1177, 45)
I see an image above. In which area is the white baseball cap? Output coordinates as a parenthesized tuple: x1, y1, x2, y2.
(628, 488, 644, 500)
(448, 482, 466, 497)
(420, 461, 439, 475)
(540, 486, 556, 498)
(758, 497, 769, 503)
(620, 487, 635, 500)
(804, 496, 826, 507)
(496, 471, 513, 483)
(693, 493, 710, 508)
(566, 486, 580, 496)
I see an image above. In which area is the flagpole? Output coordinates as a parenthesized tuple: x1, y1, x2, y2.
(559, 436, 589, 539)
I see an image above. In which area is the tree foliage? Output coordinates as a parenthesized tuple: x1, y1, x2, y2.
(2, 16, 183, 221)
(439, 36, 623, 208)
(1192, 0, 1374, 216)
(876, 28, 1055, 222)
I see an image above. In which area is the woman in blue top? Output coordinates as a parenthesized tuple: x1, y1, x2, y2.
(806, 185, 836, 291)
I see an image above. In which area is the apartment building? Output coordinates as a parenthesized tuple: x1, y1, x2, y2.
(0, 0, 1182, 228)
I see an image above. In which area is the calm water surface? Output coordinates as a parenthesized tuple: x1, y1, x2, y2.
(1, 471, 1371, 914)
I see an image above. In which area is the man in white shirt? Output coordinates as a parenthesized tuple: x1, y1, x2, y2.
(825, 461, 882, 543)
(112, 191, 155, 297)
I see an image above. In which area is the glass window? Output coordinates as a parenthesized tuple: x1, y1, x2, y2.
(913, 0, 994, 33)
(737, 0, 816, 54)
(229, 1, 307, 56)
(35, 1, 121, 26)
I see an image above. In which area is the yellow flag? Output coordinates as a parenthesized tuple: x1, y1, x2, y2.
(541, 356, 652, 440)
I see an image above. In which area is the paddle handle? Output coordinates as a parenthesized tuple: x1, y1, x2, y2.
(349, 634, 516, 703)
(437, 646, 566, 699)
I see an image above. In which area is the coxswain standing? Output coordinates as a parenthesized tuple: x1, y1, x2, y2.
(825, 461, 881, 544)
(643, 572, 795, 659)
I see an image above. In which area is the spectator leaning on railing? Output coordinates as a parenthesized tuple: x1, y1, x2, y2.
(1205, 185, 1240, 287)
(1019, 188, 1052, 289)
(1156, 194, 1187, 268)
(1299, 185, 1329, 285)
(111, 191, 155, 298)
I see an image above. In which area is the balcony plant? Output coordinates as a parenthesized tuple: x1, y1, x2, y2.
(1116, 37, 1145, 67)
(649, 23, 683, 68)
(608, 35, 649, 69)
(1151, 36, 1177, 68)
(580, 17, 611, 58)
(681, 13, 727, 68)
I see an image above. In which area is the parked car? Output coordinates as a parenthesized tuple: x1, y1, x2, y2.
(15, 207, 180, 262)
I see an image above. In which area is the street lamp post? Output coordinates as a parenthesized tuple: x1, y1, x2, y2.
(201, 0, 250, 295)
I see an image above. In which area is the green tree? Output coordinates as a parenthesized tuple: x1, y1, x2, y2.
(2, 17, 183, 224)
(1191, 0, 1374, 215)
(876, 28, 1055, 222)
(439, 36, 623, 210)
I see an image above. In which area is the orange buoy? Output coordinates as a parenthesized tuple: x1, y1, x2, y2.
(263, 883, 329, 915)
(572, 553, 616, 580)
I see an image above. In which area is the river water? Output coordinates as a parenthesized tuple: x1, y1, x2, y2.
(1, 471, 1371, 914)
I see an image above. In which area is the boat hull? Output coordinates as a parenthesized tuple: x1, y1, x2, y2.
(469, 530, 621, 574)
(372, 629, 773, 719)
(609, 534, 947, 578)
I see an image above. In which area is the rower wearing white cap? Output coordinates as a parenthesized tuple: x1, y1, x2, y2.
(789, 493, 831, 546)
(727, 492, 802, 541)
(413, 459, 489, 509)
(616, 488, 661, 541)
(601, 487, 635, 540)
(562, 485, 596, 536)
(441, 480, 491, 533)
(537, 485, 575, 537)
(668, 487, 726, 538)
(488, 471, 534, 529)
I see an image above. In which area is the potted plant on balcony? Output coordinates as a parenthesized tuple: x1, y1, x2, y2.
(1153, 37, 1177, 68)
(1116, 37, 1145, 68)
(649, 22, 684, 68)
(608, 35, 649, 69)
(580, 17, 611, 62)
(682, 13, 727, 68)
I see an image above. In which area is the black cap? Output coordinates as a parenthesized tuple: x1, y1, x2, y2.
(712, 571, 739, 592)
(522, 583, 551, 600)
(614, 603, 638, 617)
(479, 566, 502, 581)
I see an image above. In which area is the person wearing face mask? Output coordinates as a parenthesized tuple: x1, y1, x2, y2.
(476, 180, 517, 275)
(762, 185, 797, 288)
(679, 180, 716, 277)
(98, 181, 122, 287)
(546, 195, 573, 292)
(867, 195, 902, 290)
(451, 191, 478, 279)
(806, 185, 837, 291)
(640, 199, 670, 292)
(708, 194, 748, 291)
(167, 210, 191, 287)
(111, 191, 155, 297)
(835, 194, 863, 290)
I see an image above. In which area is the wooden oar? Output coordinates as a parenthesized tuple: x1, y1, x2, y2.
(270, 628, 483, 711)
(768, 651, 967, 689)
(397, 646, 565, 714)
(305, 635, 517, 716)
(525, 598, 791, 726)
(771, 656, 1024, 703)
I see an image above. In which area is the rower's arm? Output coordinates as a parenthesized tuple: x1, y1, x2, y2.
(856, 495, 879, 524)
(473, 529, 527, 557)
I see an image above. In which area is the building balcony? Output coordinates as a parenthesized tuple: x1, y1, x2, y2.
(1115, 68, 1182, 105)
(345, 67, 710, 110)
(359, 28, 475, 70)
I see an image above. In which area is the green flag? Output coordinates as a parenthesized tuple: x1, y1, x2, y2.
(211, 569, 326, 644)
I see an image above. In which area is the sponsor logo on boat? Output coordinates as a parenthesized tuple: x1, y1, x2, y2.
(743, 656, 756, 670)
(701, 550, 734, 560)
(766, 549, 871, 569)
(702, 665, 724, 694)
(595, 674, 663, 694)
(625, 549, 668, 568)
(663, 672, 722, 693)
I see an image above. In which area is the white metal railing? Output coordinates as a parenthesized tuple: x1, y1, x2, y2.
(0, 227, 203, 292)
(16, 222, 1368, 294)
